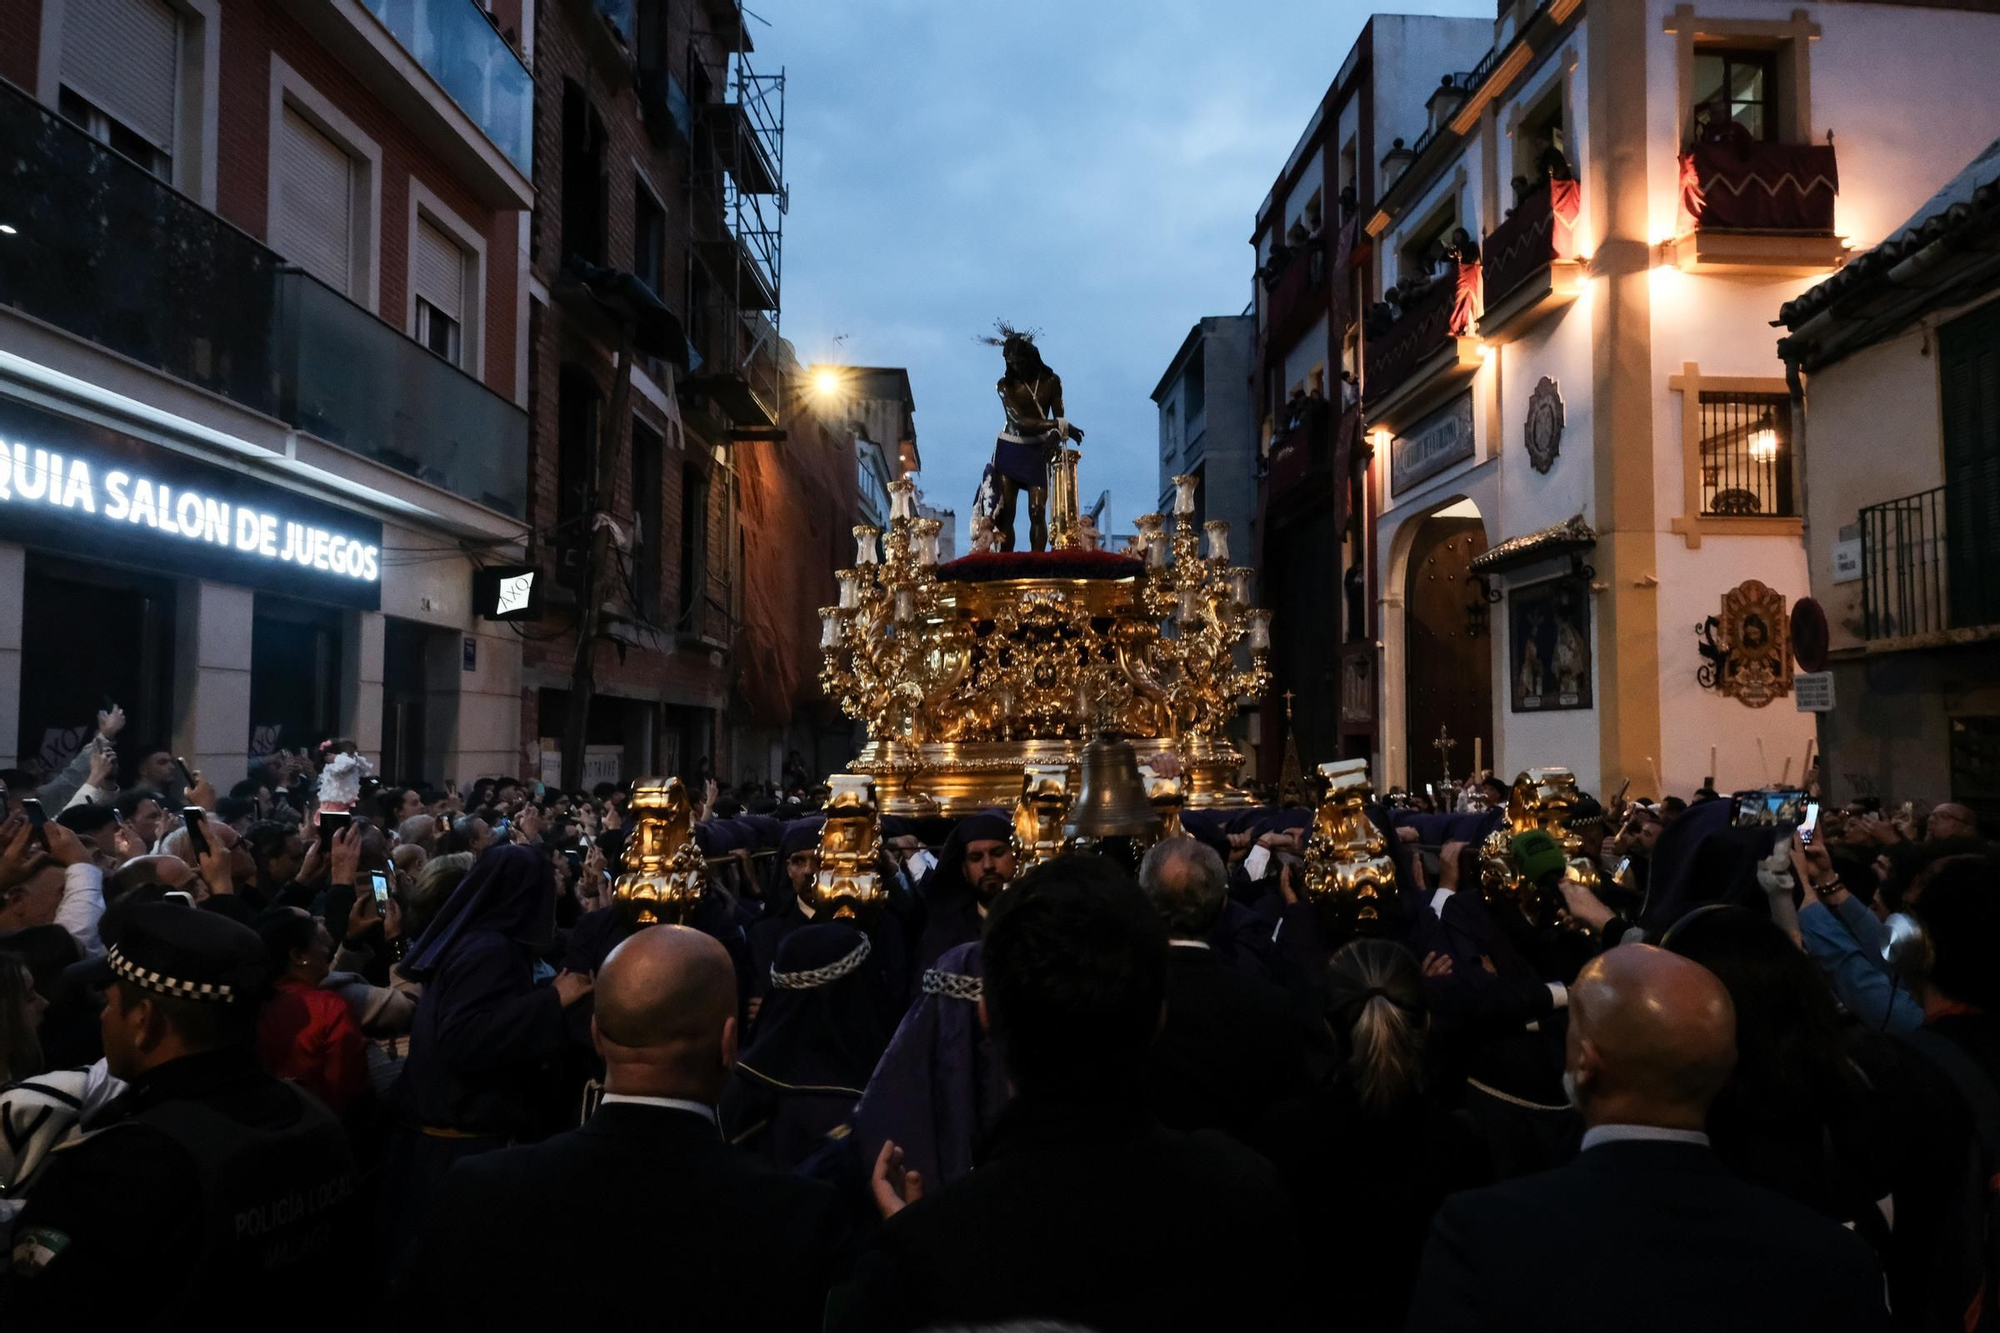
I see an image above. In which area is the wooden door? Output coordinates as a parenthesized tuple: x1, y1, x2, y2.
(1404, 516, 1491, 793)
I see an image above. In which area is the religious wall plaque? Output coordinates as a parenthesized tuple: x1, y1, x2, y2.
(1717, 579, 1793, 709)
(1524, 376, 1564, 474)
(1390, 392, 1475, 495)
(1509, 577, 1593, 713)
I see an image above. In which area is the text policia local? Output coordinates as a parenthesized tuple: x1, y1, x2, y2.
(0, 444, 380, 582)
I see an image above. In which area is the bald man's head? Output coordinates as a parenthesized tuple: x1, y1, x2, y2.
(1566, 943, 1736, 1133)
(593, 925, 739, 1103)
(1929, 803, 1979, 841)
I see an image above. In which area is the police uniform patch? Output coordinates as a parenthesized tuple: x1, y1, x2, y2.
(11, 1225, 70, 1275)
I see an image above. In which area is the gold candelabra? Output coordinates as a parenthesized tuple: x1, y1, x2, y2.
(1302, 759, 1397, 933)
(817, 471, 1271, 815)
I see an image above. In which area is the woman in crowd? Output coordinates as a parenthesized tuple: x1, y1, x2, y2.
(1255, 938, 1489, 1333)
(253, 907, 372, 1117)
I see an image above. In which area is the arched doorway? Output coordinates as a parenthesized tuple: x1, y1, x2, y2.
(1403, 500, 1491, 793)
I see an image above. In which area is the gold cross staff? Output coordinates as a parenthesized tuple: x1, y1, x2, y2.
(1282, 690, 1296, 719)
(1434, 724, 1457, 785)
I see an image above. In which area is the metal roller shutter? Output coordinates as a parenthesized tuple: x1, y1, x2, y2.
(60, 0, 180, 150)
(412, 218, 466, 323)
(273, 106, 354, 296)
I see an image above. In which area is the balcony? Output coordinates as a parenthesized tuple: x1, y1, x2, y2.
(0, 86, 527, 517)
(1668, 138, 1844, 275)
(1264, 402, 1361, 523)
(1362, 262, 1482, 431)
(1478, 178, 1584, 342)
(682, 299, 780, 433)
(281, 0, 533, 207)
(1859, 465, 2000, 646)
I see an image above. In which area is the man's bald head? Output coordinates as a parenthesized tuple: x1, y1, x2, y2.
(593, 925, 739, 1103)
(1566, 943, 1736, 1132)
(1929, 803, 1979, 841)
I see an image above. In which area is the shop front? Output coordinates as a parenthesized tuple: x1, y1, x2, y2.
(0, 393, 382, 787)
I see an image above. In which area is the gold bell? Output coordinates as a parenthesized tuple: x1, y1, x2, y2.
(1064, 731, 1158, 840)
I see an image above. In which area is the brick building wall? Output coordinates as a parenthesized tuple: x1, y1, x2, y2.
(517, 0, 743, 772)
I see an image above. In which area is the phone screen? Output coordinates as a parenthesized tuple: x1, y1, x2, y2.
(182, 807, 209, 856)
(174, 756, 196, 789)
(20, 797, 45, 829)
(1799, 801, 1822, 846)
(1735, 789, 1808, 828)
(368, 870, 391, 909)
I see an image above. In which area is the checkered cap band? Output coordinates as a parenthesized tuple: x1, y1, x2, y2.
(920, 968, 983, 1003)
(769, 936, 872, 991)
(106, 944, 239, 1003)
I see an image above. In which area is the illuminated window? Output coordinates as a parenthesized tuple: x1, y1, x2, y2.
(1698, 391, 1793, 517)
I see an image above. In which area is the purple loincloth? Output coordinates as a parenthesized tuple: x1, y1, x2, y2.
(992, 434, 1055, 489)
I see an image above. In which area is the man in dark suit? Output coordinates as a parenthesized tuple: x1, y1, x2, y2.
(833, 855, 1306, 1332)
(1139, 836, 1310, 1137)
(401, 924, 849, 1330)
(1407, 943, 1888, 1332)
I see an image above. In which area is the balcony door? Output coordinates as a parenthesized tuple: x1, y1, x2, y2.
(1941, 303, 2000, 630)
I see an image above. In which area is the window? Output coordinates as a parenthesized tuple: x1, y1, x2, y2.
(411, 217, 467, 365)
(1161, 403, 1178, 460)
(272, 105, 356, 296)
(1693, 48, 1777, 142)
(1697, 392, 1793, 517)
(679, 462, 710, 631)
(1184, 343, 1207, 420)
(1517, 82, 1568, 182)
(634, 182, 666, 297)
(57, 0, 179, 181)
(631, 420, 664, 617)
(561, 79, 607, 266)
(1399, 204, 1459, 287)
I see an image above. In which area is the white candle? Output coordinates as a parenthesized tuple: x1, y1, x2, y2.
(1173, 475, 1197, 516)
(1248, 611, 1271, 651)
(1473, 737, 1482, 775)
(820, 610, 843, 649)
(890, 484, 916, 521)
(1178, 589, 1202, 625)
(1205, 521, 1230, 563)
(894, 587, 916, 623)
(854, 527, 879, 566)
(1147, 533, 1168, 571)
(837, 571, 859, 609)
(1229, 568, 1255, 605)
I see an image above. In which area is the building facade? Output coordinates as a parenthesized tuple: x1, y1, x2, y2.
(1778, 140, 2000, 820)
(1249, 13, 1494, 784)
(0, 0, 537, 788)
(517, 0, 792, 789)
(1153, 313, 1257, 554)
(1345, 0, 1999, 799)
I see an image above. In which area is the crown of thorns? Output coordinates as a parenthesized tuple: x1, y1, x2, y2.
(976, 320, 1041, 348)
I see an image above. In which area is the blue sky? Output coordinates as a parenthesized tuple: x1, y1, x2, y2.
(757, 0, 1494, 546)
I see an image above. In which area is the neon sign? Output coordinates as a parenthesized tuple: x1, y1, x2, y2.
(0, 398, 386, 611)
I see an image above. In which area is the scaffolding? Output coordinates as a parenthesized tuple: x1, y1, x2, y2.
(685, 0, 786, 437)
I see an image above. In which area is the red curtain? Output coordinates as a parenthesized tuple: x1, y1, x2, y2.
(1679, 142, 1839, 232)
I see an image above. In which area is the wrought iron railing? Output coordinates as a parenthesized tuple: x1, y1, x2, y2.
(1860, 462, 2000, 639)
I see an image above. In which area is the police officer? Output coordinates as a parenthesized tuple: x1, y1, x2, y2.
(5, 903, 356, 1326)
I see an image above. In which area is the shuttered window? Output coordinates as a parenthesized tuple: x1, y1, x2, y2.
(273, 107, 355, 296)
(412, 217, 467, 364)
(61, 0, 180, 153)
(412, 219, 466, 323)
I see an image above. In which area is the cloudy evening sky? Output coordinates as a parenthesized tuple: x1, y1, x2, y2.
(756, 0, 1494, 546)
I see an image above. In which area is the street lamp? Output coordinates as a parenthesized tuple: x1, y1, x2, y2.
(809, 365, 845, 400)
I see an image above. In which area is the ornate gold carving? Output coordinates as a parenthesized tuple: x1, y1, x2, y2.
(813, 775, 886, 918)
(1012, 764, 1073, 874)
(1717, 578, 1792, 709)
(614, 777, 708, 925)
(820, 470, 1270, 815)
(1302, 759, 1397, 931)
(1478, 766, 1602, 913)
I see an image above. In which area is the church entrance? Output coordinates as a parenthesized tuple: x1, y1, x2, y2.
(1403, 503, 1491, 794)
